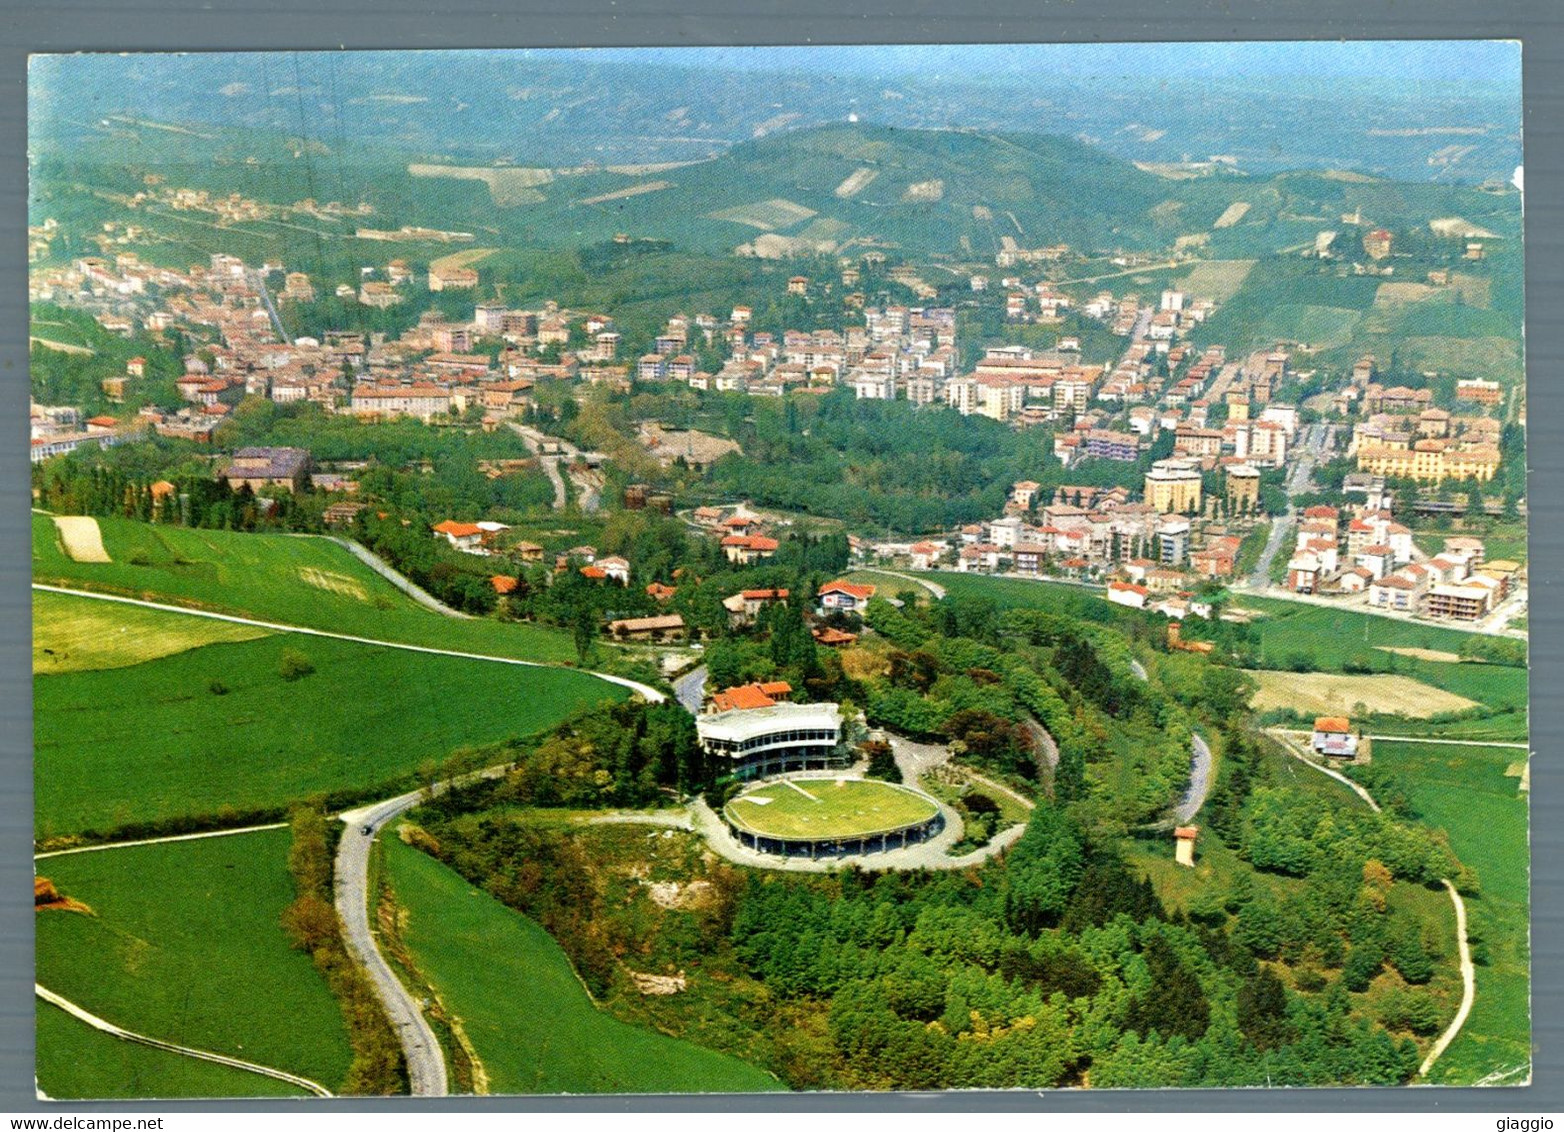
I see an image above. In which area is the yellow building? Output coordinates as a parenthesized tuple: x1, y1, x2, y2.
(1355, 439, 1501, 483)
(1225, 463, 1262, 511)
(1145, 459, 1204, 514)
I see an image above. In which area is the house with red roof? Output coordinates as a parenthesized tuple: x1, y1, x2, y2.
(817, 579, 876, 614)
(721, 534, 778, 565)
(709, 681, 793, 712)
(432, 519, 484, 554)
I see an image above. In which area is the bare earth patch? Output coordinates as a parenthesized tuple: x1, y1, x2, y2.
(52, 517, 110, 563)
(1248, 670, 1479, 718)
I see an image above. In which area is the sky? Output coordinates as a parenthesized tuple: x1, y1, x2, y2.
(545, 41, 1521, 89)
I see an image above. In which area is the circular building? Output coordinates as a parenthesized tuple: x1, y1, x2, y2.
(722, 777, 944, 860)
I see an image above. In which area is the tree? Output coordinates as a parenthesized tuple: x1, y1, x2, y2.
(1237, 965, 1292, 1051)
(279, 648, 316, 681)
(572, 604, 597, 663)
(1125, 934, 1210, 1042)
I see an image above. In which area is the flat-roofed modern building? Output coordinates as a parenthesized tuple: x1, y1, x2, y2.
(696, 702, 845, 780)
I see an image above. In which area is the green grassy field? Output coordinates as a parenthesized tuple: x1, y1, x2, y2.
(1367, 739, 1531, 1085)
(35, 628, 626, 837)
(33, 589, 270, 674)
(920, 570, 1116, 622)
(724, 778, 940, 840)
(381, 835, 783, 1094)
(35, 829, 350, 1092)
(1235, 597, 1527, 713)
(36, 1001, 311, 1100)
(32, 513, 577, 662)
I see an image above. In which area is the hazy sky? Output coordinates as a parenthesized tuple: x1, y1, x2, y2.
(548, 41, 1521, 89)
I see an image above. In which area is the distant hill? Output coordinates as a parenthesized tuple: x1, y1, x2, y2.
(550, 124, 1169, 258)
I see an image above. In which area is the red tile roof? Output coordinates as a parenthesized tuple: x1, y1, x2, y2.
(818, 580, 876, 601)
(432, 520, 483, 538)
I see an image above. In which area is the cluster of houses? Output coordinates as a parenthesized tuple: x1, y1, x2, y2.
(1280, 499, 1520, 620)
(29, 403, 142, 464)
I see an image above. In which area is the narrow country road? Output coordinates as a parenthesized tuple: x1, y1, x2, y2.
(319, 536, 471, 619)
(1175, 733, 1213, 824)
(36, 985, 331, 1097)
(674, 664, 707, 715)
(879, 569, 946, 600)
(1128, 659, 1211, 825)
(31, 584, 666, 703)
(335, 787, 450, 1097)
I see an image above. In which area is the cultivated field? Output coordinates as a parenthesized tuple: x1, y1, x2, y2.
(834, 167, 878, 198)
(428, 247, 499, 274)
(1212, 201, 1251, 228)
(724, 778, 940, 840)
(1181, 258, 1256, 302)
(382, 836, 782, 1094)
(35, 829, 352, 1095)
(706, 198, 817, 230)
(575, 180, 673, 207)
(408, 164, 553, 207)
(1369, 740, 1531, 1085)
(1247, 669, 1479, 718)
(35, 629, 625, 837)
(33, 590, 269, 674)
(53, 516, 110, 563)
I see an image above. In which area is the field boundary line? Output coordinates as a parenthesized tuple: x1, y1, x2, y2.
(36, 985, 333, 1097)
(35, 822, 287, 860)
(31, 583, 665, 703)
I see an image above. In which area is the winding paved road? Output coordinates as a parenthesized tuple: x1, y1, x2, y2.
(673, 664, 707, 715)
(37, 985, 331, 1097)
(335, 788, 450, 1097)
(1175, 733, 1214, 824)
(319, 536, 471, 619)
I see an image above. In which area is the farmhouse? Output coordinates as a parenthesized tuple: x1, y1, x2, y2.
(696, 701, 845, 780)
(431, 520, 485, 554)
(1311, 716, 1360, 759)
(607, 613, 686, 641)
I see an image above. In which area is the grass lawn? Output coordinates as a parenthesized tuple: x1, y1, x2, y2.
(724, 778, 940, 840)
(843, 569, 937, 603)
(35, 630, 625, 838)
(33, 589, 270, 674)
(1367, 739, 1531, 1086)
(32, 513, 578, 663)
(923, 571, 1118, 623)
(36, 1001, 311, 1100)
(381, 835, 783, 1094)
(34, 829, 351, 1091)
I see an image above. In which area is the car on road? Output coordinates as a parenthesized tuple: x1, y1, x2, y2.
(361, 824, 373, 836)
